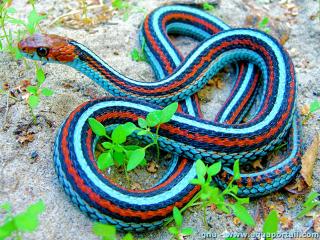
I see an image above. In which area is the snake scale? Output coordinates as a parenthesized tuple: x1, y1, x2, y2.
(18, 5, 301, 232)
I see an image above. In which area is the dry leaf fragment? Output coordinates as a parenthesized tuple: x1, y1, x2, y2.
(284, 177, 309, 194)
(301, 134, 320, 186)
(233, 217, 241, 226)
(131, 182, 142, 190)
(280, 216, 293, 230)
(300, 104, 310, 116)
(17, 133, 35, 144)
(147, 161, 159, 173)
(252, 159, 264, 170)
(314, 214, 320, 233)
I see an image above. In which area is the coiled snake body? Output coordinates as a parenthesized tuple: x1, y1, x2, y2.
(19, 5, 301, 232)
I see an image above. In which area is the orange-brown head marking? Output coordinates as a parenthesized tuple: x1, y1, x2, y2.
(18, 33, 77, 63)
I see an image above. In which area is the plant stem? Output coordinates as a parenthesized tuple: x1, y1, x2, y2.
(155, 124, 160, 159)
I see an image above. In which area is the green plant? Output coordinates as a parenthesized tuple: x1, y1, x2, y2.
(88, 102, 178, 174)
(202, 3, 215, 11)
(297, 191, 320, 218)
(130, 38, 147, 62)
(0, 0, 51, 120)
(112, 0, 145, 21)
(168, 207, 193, 239)
(192, 160, 254, 227)
(0, 0, 45, 59)
(26, 65, 53, 120)
(92, 222, 133, 240)
(0, 200, 45, 240)
(302, 99, 320, 124)
(257, 17, 270, 33)
(165, 160, 255, 229)
(263, 210, 279, 240)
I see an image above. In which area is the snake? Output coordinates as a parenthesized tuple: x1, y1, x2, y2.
(18, 5, 301, 232)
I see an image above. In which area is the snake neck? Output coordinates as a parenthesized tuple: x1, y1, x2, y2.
(67, 40, 129, 96)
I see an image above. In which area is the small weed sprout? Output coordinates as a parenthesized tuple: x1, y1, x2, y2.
(0, 200, 45, 240)
(92, 222, 134, 240)
(258, 17, 270, 33)
(168, 207, 193, 239)
(88, 102, 178, 174)
(297, 191, 320, 218)
(202, 3, 215, 11)
(130, 39, 147, 62)
(263, 210, 279, 240)
(165, 160, 255, 229)
(302, 99, 320, 124)
(112, 0, 146, 21)
(0, 0, 51, 121)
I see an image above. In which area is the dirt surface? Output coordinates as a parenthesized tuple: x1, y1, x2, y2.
(0, 0, 319, 239)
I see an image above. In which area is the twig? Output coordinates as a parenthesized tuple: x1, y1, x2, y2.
(2, 93, 10, 129)
(48, 3, 111, 27)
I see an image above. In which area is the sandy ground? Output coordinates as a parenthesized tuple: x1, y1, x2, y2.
(0, 0, 319, 239)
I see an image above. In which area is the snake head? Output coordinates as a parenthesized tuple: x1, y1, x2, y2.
(18, 33, 78, 63)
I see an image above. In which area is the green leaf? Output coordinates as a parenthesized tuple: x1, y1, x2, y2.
(207, 161, 222, 177)
(146, 110, 162, 127)
(263, 210, 279, 238)
(14, 200, 45, 232)
(173, 207, 183, 228)
(36, 68, 45, 85)
(28, 95, 39, 108)
(190, 178, 203, 185)
(26, 200, 45, 215)
(131, 48, 140, 61)
(181, 227, 193, 235)
(127, 148, 145, 171)
(168, 226, 179, 235)
(138, 118, 147, 129)
(233, 160, 240, 180)
(124, 145, 141, 151)
(310, 100, 320, 113)
(111, 125, 127, 144)
(195, 160, 206, 178)
(297, 202, 319, 218)
(102, 142, 113, 149)
(122, 233, 134, 240)
(304, 191, 320, 207)
(113, 151, 125, 165)
(97, 152, 114, 170)
(8, 18, 26, 25)
(260, 17, 269, 26)
(0, 203, 11, 212)
(88, 118, 106, 137)
(122, 122, 137, 136)
(26, 86, 38, 95)
(137, 130, 148, 136)
(14, 47, 23, 60)
(41, 88, 53, 96)
(7, 7, 17, 14)
(112, 0, 125, 10)
(113, 144, 124, 152)
(0, 220, 15, 239)
(92, 222, 116, 239)
(160, 102, 178, 123)
(231, 204, 255, 227)
(27, 9, 45, 32)
(203, 2, 215, 11)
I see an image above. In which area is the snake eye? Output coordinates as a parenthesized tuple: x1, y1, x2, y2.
(36, 47, 49, 57)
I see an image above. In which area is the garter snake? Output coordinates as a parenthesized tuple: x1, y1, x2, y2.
(18, 5, 301, 232)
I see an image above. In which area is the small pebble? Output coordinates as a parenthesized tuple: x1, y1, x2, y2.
(31, 151, 39, 159)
